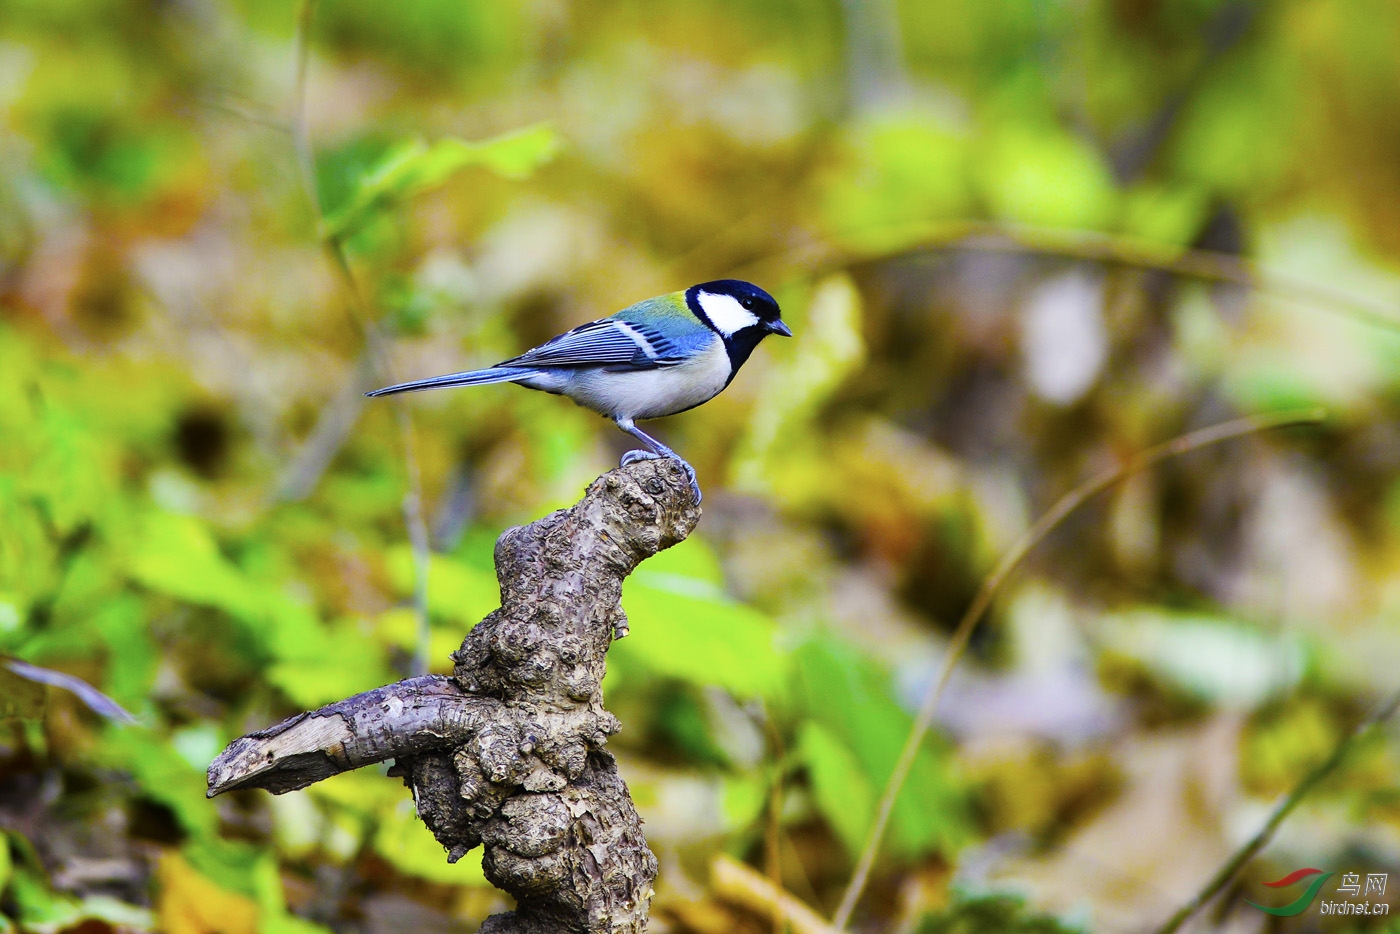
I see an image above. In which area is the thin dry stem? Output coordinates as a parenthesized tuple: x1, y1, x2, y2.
(954, 224, 1400, 336)
(288, 0, 432, 675)
(272, 350, 374, 502)
(829, 407, 1327, 930)
(738, 222, 1400, 337)
(291, 0, 320, 221)
(1152, 688, 1400, 934)
(762, 706, 790, 934)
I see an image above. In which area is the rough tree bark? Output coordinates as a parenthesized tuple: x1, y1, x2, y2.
(207, 458, 701, 933)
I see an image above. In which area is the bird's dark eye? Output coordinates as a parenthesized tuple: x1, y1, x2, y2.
(740, 297, 754, 310)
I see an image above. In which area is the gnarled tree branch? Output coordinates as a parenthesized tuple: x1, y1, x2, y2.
(208, 458, 701, 933)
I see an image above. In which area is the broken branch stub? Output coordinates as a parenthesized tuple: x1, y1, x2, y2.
(208, 458, 701, 933)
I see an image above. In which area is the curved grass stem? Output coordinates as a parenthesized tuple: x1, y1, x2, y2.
(739, 222, 1400, 338)
(829, 407, 1328, 931)
(1152, 687, 1400, 934)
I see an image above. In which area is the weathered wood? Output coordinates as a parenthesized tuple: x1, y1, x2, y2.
(208, 458, 701, 933)
(206, 675, 482, 795)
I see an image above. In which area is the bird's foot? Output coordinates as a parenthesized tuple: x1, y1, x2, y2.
(620, 448, 660, 467)
(620, 450, 702, 504)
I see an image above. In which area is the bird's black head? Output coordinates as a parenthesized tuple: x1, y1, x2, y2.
(686, 279, 791, 348)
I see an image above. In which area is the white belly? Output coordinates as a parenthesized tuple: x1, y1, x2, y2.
(558, 341, 732, 420)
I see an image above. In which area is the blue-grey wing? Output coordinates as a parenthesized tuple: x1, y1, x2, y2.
(499, 319, 684, 370)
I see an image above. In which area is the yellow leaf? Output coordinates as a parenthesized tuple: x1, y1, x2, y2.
(157, 853, 259, 934)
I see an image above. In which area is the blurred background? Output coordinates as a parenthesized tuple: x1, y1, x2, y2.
(4, 0, 1400, 931)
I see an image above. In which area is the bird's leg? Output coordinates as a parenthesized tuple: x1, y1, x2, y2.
(615, 418, 701, 504)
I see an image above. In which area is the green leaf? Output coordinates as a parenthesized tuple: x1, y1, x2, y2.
(126, 512, 354, 687)
(791, 637, 972, 859)
(183, 837, 263, 901)
(266, 621, 392, 709)
(245, 845, 337, 929)
(0, 595, 20, 638)
(171, 723, 223, 772)
(373, 800, 488, 885)
(89, 595, 159, 709)
(324, 124, 561, 238)
(915, 893, 1083, 934)
(1168, 47, 1295, 197)
(9, 868, 83, 932)
(638, 536, 727, 586)
(720, 773, 769, 830)
(1223, 358, 1330, 413)
(0, 831, 12, 895)
(797, 720, 876, 856)
(386, 545, 499, 627)
(1120, 183, 1211, 247)
(1097, 610, 1305, 708)
(100, 728, 218, 841)
(309, 768, 404, 818)
(732, 274, 866, 502)
(126, 512, 267, 626)
(977, 123, 1119, 230)
(820, 114, 973, 251)
(9, 865, 154, 934)
(467, 124, 564, 179)
(610, 547, 787, 699)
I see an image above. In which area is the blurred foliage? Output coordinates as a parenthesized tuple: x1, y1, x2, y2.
(913, 893, 1084, 934)
(322, 125, 562, 239)
(4, 0, 1400, 932)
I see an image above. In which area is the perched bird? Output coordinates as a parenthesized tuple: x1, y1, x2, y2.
(366, 279, 791, 503)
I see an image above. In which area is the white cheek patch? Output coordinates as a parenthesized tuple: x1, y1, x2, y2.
(697, 291, 760, 337)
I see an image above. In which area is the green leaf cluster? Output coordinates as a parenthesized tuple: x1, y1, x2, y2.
(324, 126, 562, 239)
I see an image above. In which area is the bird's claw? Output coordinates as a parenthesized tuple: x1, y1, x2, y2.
(619, 450, 702, 504)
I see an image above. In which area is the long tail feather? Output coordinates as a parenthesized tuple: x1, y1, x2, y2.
(365, 367, 537, 397)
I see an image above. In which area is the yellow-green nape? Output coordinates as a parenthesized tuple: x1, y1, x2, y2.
(612, 290, 694, 321)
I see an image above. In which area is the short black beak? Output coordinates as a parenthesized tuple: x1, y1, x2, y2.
(766, 319, 793, 337)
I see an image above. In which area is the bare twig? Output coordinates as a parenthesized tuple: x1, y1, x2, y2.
(953, 226, 1400, 336)
(194, 92, 291, 134)
(290, 0, 321, 219)
(737, 222, 1400, 337)
(768, 778, 787, 934)
(829, 407, 1328, 930)
(760, 704, 790, 934)
(712, 855, 843, 934)
(1152, 687, 1400, 934)
(3, 658, 137, 725)
(271, 350, 374, 502)
(287, 0, 432, 675)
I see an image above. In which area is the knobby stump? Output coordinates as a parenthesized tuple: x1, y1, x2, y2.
(207, 459, 701, 933)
